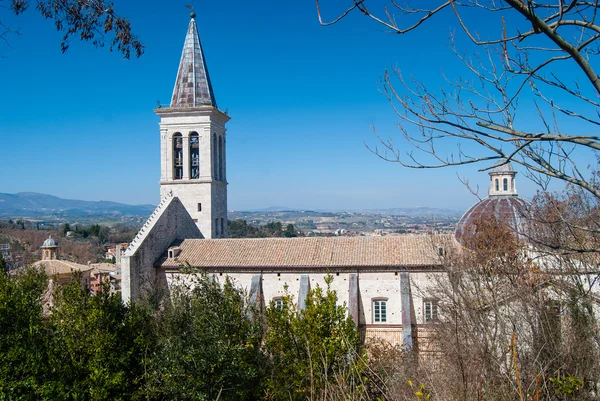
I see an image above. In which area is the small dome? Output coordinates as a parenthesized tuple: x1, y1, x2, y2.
(455, 195, 531, 245)
(41, 235, 58, 248)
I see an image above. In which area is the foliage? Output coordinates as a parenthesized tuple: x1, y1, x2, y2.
(0, 269, 367, 400)
(7, 0, 144, 58)
(263, 275, 364, 400)
(228, 219, 301, 238)
(407, 381, 431, 401)
(284, 223, 297, 237)
(141, 273, 265, 401)
(42, 279, 153, 400)
(228, 219, 264, 238)
(0, 267, 48, 398)
(549, 375, 583, 398)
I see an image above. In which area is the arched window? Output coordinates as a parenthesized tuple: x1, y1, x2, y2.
(511, 178, 515, 191)
(503, 178, 508, 191)
(212, 133, 218, 181)
(189, 132, 199, 179)
(495, 179, 499, 191)
(173, 133, 183, 180)
(218, 135, 224, 181)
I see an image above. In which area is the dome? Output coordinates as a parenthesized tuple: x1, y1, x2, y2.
(41, 235, 58, 248)
(455, 162, 531, 245)
(455, 195, 531, 245)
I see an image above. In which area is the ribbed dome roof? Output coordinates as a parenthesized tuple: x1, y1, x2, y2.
(455, 195, 531, 245)
(41, 236, 58, 248)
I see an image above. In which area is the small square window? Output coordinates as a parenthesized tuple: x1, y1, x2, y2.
(373, 299, 387, 323)
(274, 298, 284, 309)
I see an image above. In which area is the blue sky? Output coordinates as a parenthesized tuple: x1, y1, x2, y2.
(0, 1, 573, 211)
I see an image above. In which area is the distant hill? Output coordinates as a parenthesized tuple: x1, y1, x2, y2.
(0, 192, 156, 218)
(360, 207, 464, 218)
(244, 206, 463, 218)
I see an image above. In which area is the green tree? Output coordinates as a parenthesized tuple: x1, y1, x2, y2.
(0, 267, 49, 398)
(265, 221, 283, 237)
(228, 219, 263, 238)
(263, 275, 363, 400)
(0, 253, 6, 273)
(283, 223, 297, 238)
(142, 273, 265, 401)
(43, 279, 152, 400)
(62, 223, 71, 235)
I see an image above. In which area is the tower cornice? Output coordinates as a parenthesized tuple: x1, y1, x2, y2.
(155, 106, 230, 124)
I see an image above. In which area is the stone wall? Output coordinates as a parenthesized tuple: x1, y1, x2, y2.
(160, 268, 443, 347)
(121, 196, 202, 303)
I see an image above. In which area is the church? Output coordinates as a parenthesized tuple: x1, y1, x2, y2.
(121, 13, 534, 347)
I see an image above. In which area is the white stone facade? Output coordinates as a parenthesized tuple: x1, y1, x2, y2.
(159, 267, 442, 348)
(121, 195, 202, 302)
(157, 107, 229, 238)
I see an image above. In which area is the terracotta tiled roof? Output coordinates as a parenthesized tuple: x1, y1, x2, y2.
(157, 235, 454, 269)
(33, 260, 93, 275)
(89, 263, 119, 274)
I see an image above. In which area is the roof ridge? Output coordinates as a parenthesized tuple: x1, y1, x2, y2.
(124, 191, 176, 256)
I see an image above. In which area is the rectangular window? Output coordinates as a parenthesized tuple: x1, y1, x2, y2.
(215, 219, 219, 237)
(424, 299, 439, 323)
(197, 203, 202, 212)
(373, 299, 387, 323)
(220, 218, 225, 237)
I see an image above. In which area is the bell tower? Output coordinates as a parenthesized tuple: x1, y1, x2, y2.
(156, 12, 230, 239)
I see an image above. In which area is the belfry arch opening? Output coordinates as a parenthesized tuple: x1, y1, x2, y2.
(173, 133, 183, 180)
(212, 133, 218, 181)
(190, 132, 200, 179)
(218, 135, 224, 181)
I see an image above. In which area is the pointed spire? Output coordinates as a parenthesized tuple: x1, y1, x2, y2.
(170, 14, 217, 108)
